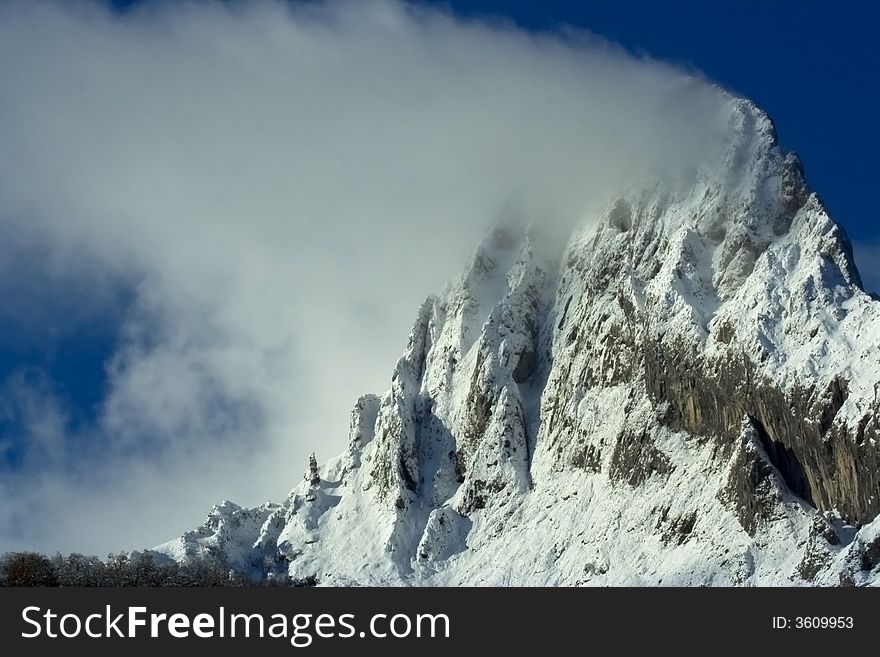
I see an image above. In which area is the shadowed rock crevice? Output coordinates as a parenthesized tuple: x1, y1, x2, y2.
(750, 416, 813, 505)
(643, 337, 880, 523)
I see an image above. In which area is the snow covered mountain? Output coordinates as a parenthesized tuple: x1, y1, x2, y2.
(155, 95, 880, 586)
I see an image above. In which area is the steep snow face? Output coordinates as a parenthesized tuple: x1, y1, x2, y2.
(155, 97, 880, 586)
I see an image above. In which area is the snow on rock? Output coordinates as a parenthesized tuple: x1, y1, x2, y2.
(154, 94, 880, 586)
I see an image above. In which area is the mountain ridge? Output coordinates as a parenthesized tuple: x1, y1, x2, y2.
(155, 94, 880, 586)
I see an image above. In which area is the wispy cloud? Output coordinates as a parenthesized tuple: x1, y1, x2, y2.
(0, 0, 730, 553)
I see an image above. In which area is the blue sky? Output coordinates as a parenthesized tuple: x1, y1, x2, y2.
(1, 0, 877, 552)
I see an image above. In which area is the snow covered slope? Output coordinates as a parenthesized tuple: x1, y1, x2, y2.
(155, 95, 880, 586)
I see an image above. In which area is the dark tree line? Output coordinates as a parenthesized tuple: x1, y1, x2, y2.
(0, 550, 315, 587)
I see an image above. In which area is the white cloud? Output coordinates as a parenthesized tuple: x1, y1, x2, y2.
(0, 0, 731, 553)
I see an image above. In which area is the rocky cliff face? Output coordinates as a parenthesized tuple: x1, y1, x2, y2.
(155, 96, 880, 586)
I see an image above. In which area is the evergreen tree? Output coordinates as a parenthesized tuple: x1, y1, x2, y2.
(307, 452, 320, 486)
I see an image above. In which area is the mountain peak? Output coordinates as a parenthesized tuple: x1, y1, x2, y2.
(155, 96, 880, 586)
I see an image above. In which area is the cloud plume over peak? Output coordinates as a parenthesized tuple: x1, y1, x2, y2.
(0, 0, 732, 553)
